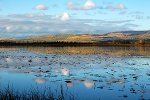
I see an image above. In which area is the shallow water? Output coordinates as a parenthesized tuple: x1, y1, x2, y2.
(0, 46, 150, 100)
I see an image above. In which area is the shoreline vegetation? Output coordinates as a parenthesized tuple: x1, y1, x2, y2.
(0, 41, 150, 46)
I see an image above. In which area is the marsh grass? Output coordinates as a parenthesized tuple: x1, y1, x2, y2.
(0, 84, 75, 100)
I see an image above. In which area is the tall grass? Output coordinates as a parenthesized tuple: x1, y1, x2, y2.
(0, 85, 75, 100)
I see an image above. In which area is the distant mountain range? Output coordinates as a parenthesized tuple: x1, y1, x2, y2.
(105, 31, 149, 36)
(0, 30, 150, 46)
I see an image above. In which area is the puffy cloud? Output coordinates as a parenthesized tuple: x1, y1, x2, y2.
(83, 0, 96, 10)
(60, 12, 70, 21)
(68, 0, 96, 10)
(34, 4, 48, 10)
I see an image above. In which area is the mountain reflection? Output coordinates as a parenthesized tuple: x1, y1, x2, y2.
(25, 46, 150, 56)
(0, 46, 150, 56)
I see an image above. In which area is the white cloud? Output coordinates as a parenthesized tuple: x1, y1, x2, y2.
(34, 4, 48, 10)
(0, 14, 137, 37)
(83, 0, 96, 10)
(60, 12, 70, 21)
(68, 0, 96, 10)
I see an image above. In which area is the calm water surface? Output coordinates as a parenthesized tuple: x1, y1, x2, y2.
(0, 46, 150, 100)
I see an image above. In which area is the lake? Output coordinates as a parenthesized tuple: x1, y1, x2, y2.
(0, 46, 150, 100)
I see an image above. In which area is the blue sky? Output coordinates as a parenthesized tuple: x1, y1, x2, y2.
(0, 0, 150, 37)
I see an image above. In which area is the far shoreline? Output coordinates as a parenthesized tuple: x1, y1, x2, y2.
(0, 41, 150, 47)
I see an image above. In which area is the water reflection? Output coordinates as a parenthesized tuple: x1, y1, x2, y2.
(107, 79, 126, 84)
(61, 67, 70, 76)
(0, 46, 150, 100)
(25, 46, 150, 56)
(33, 77, 48, 84)
(84, 80, 95, 88)
(1, 46, 150, 56)
(65, 80, 74, 87)
(5, 57, 13, 63)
